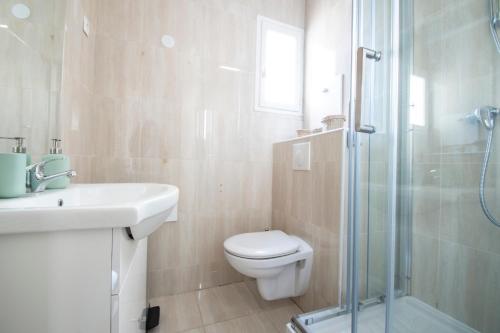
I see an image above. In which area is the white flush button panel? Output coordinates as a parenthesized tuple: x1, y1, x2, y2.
(293, 142, 311, 171)
(83, 15, 90, 37)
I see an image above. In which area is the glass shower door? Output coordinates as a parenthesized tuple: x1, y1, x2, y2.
(348, 0, 398, 331)
(351, 0, 500, 332)
(393, 0, 500, 332)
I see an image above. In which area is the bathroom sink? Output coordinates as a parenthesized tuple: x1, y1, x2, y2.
(0, 183, 179, 239)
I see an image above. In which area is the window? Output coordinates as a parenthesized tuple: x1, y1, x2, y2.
(255, 16, 304, 115)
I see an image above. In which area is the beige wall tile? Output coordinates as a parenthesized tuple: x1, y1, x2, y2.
(412, 234, 439, 308)
(93, 37, 144, 99)
(60, 0, 308, 301)
(96, 0, 144, 42)
(437, 240, 491, 331)
(482, 250, 500, 332)
(409, 2, 500, 332)
(272, 130, 345, 312)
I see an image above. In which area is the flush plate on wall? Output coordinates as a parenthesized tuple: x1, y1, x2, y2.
(293, 142, 311, 171)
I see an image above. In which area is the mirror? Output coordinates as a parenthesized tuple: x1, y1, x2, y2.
(0, 1, 66, 158)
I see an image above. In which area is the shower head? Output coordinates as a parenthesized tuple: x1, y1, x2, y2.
(474, 106, 499, 131)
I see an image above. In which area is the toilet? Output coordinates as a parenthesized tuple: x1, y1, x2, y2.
(224, 230, 313, 301)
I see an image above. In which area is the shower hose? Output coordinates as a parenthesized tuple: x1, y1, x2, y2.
(479, 126, 500, 227)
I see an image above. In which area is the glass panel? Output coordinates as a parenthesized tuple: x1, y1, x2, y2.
(351, 0, 394, 331)
(395, 0, 500, 332)
(359, 0, 392, 302)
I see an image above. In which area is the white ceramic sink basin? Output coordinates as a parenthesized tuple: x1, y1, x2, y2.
(0, 183, 179, 239)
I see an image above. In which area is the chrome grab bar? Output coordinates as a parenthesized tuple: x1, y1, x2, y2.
(355, 47, 381, 134)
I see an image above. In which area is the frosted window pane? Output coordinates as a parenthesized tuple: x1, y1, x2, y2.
(261, 30, 299, 108)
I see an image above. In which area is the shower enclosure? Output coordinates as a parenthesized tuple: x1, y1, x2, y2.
(292, 0, 500, 332)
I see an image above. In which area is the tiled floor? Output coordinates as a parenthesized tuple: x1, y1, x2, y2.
(149, 280, 302, 333)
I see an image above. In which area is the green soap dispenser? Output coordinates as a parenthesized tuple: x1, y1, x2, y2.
(0, 136, 31, 165)
(42, 139, 71, 189)
(0, 136, 28, 198)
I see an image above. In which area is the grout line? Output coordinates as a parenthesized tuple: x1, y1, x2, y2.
(147, 279, 240, 300)
(192, 291, 205, 331)
(194, 286, 211, 327)
(290, 297, 305, 313)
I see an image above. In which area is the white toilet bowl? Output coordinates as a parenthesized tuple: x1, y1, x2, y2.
(224, 230, 313, 301)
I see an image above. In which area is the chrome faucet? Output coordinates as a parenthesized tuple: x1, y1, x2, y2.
(26, 160, 76, 193)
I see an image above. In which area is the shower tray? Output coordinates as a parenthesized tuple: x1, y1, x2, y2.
(287, 296, 478, 333)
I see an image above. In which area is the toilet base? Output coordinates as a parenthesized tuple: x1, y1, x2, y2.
(257, 258, 311, 301)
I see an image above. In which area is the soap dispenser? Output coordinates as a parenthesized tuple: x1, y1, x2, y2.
(0, 136, 28, 198)
(0, 136, 31, 165)
(42, 139, 71, 189)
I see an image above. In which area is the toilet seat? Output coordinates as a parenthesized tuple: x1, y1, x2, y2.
(224, 232, 313, 300)
(224, 230, 300, 259)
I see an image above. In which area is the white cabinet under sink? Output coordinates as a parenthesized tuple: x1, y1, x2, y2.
(0, 228, 147, 333)
(0, 183, 179, 333)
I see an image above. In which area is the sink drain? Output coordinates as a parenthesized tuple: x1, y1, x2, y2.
(58, 199, 64, 207)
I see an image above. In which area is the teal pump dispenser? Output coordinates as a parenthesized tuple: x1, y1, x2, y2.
(0, 136, 31, 165)
(42, 139, 71, 189)
(0, 136, 28, 198)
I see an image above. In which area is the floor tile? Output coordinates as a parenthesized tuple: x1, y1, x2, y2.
(263, 304, 303, 331)
(149, 292, 203, 332)
(204, 312, 278, 333)
(149, 282, 302, 332)
(197, 282, 260, 325)
(181, 328, 205, 333)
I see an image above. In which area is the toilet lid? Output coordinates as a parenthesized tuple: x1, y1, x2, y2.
(224, 230, 300, 259)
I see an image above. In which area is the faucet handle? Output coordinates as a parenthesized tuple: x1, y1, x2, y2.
(26, 157, 65, 172)
(474, 106, 500, 131)
(26, 161, 48, 182)
(26, 160, 47, 173)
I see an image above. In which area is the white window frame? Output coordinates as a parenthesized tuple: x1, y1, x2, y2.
(255, 15, 304, 116)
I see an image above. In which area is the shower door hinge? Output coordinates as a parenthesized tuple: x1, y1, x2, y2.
(346, 130, 356, 149)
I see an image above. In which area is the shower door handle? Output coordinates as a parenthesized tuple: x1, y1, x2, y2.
(355, 47, 382, 134)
